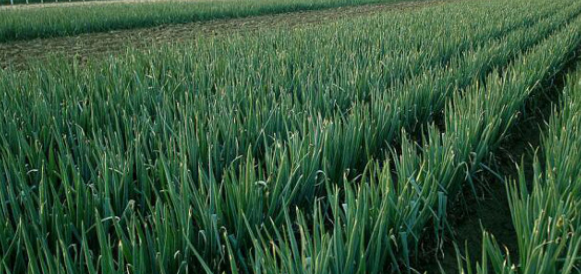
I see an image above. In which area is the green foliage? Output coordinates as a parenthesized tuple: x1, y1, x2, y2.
(462, 48, 581, 274)
(1, 0, 581, 273)
(0, 0, 418, 42)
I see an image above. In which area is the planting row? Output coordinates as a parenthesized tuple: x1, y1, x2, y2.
(239, 10, 581, 274)
(0, 0, 580, 273)
(461, 59, 581, 274)
(2, 0, 570, 187)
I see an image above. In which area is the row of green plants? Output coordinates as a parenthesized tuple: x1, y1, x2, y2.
(0, 0, 568, 272)
(460, 56, 581, 274)
(0, 0, 421, 42)
(0, 0, 565, 200)
(239, 9, 581, 274)
(0, 0, 580, 273)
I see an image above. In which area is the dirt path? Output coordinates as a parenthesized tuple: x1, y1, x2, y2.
(0, 0, 444, 69)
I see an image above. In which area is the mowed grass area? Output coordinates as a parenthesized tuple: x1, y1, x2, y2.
(0, 0, 426, 43)
(1, 0, 581, 273)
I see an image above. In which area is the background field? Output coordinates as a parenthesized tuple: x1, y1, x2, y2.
(0, 1, 433, 69)
(1, 0, 581, 273)
(0, 0, 423, 42)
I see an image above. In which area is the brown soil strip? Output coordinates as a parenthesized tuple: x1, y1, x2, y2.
(0, 0, 444, 69)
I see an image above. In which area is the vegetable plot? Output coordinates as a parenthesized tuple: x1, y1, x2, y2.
(1, 0, 581, 273)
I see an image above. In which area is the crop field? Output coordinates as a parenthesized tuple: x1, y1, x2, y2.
(1, 0, 581, 273)
(0, 1, 434, 70)
(0, 0, 424, 41)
